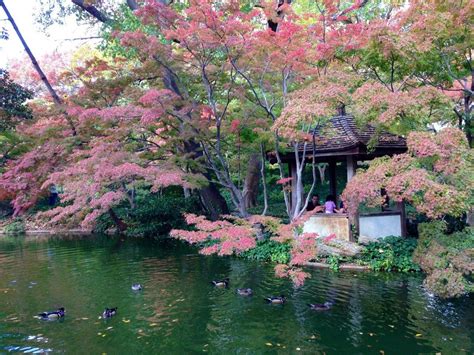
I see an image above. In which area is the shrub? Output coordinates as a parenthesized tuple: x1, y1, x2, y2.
(4, 219, 25, 235)
(414, 221, 474, 298)
(95, 188, 202, 237)
(241, 239, 291, 264)
(424, 268, 468, 299)
(361, 236, 420, 272)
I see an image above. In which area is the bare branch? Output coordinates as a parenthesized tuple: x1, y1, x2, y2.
(126, 0, 139, 11)
(70, 0, 111, 23)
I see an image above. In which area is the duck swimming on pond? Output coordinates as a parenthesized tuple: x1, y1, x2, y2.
(236, 288, 253, 296)
(131, 284, 142, 291)
(102, 307, 117, 318)
(264, 295, 286, 304)
(308, 302, 333, 311)
(38, 307, 65, 320)
(211, 278, 229, 288)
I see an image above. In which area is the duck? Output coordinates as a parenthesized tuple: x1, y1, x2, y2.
(38, 307, 65, 320)
(131, 284, 142, 291)
(211, 278, 229, 288)
(308, 302, 333, 311)
(236, 288, 253, 296)
(264, 295, 286, 304)
(102, 307, 118, 318)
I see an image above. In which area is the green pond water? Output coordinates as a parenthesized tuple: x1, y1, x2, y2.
(0, 235, 473, 354)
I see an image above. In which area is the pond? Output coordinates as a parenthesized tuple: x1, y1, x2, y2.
(0, 235, 473, 353)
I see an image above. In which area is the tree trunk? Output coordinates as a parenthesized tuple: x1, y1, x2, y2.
(182, 140, 229, 220)
(108, 208, 127, 232)
(243, 153, 261, 209)
(260, 143, 268, 216)
(199, 183, 229, 220)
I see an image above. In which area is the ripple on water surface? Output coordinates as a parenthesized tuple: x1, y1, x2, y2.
(0, 235, 473, 353)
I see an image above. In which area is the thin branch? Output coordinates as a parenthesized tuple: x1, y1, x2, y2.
(71, 0, 111, 23)
(126, 0, 139, 11)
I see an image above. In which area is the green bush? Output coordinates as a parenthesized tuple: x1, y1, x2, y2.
(326, 255, 343, 271)
(414, 221, 473, 298)
(95, 187, 203, 237)
(361, 236, 420, 272)
(4, 219, 25, 235)
(240, 239, 291, 264)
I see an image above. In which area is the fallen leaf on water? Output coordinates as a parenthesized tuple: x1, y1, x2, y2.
(416, 334, 422, 337)
(265, 343, 272, 346)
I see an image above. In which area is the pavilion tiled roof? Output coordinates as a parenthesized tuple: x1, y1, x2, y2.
(298, 115, 407, 153)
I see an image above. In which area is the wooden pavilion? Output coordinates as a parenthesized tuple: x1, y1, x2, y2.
(270, 110, 408, 241)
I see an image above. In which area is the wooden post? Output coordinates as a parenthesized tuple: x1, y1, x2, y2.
(329, 160, 337, 198)
(397, 202, 407, 237)
(346, 155, 356, 182)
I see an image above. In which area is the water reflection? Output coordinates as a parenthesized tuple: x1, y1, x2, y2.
(0, 235, 472, 354)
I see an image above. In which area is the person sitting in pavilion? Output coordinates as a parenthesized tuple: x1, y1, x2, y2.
(337, 195, 347, 213)
(324, 195, 341, 214)
(307, 194, 324, 213)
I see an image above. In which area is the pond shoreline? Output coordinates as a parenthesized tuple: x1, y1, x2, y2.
(305, 261, 370, 271)
(0, 229, 92, 236)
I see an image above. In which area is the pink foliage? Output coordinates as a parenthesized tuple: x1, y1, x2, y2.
(171, 214, 256, 256)
(290, 233, 318, 266)
(37, 140, 191, 228)
(0, 142, 65, 216)
(276, 177, 293, 185)
(343, 128, 472, 219)
(274, 263, 310, 288)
